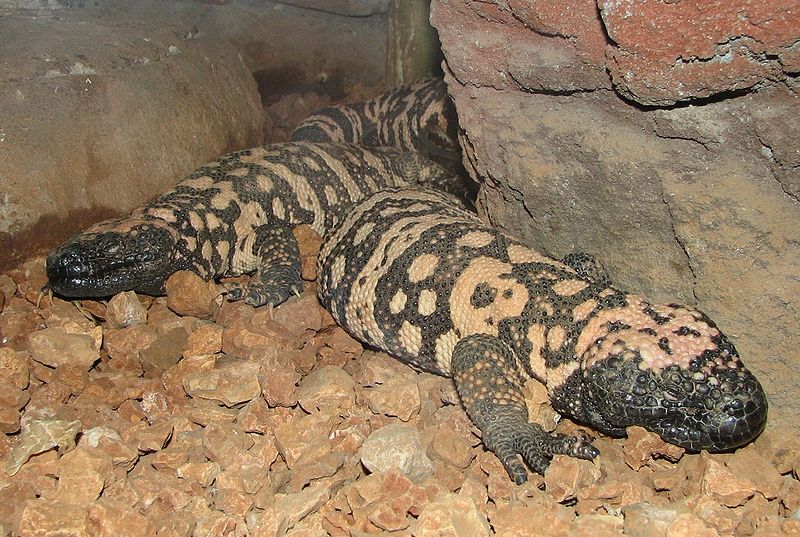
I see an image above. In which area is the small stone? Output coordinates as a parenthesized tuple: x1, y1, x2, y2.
(544, 455, 602, 502)
(294, 224, 323, 281)
(106, 291, 148, 328)
(665, 512, 719, 537)
(6, 418, 82, 475)
(177, 461, 221, 487)
(122, 420, 174, 453)
(162, 353, 217, 398)
(165, 270, 221, 319)
(0, 296, 45, 349)
(0, 347, 29, 390)
(413, 492, 491, 536)
(523, 379, 560, 432)
(185, 399, 240, 426)
(700, 454, 756, 507)
(183, 359, 262, 407)
(258, 351, 302, 407)
(272, 291, 323, 338)
(183, 322, 223, 356)
(27, 326, 99, 370)
(16, 499, 89, 537)
(362, 375, 421, 421)
(360, 423, 434, 483)
(274, 412, 335, 469)
(104, 324, 157, 372)
(323, 326, 364, 355)
(429, 423, 476, 469)
(214, 487, 254, 518)
(85, 500, 153, 537)
(202, 422, 254, 470)
(138, 327, 189, 374)
(247, 310, 302, 350)
(52, 363, 88, 395)
(624, 426, 686, 470)
(237, 398, 273, 434)
(623, 503, 687, 537)
(54, 447, 111, 505)
(724, 444, 783, 500)
(248, 484, 331, 536)
(297, 365, 357, 413)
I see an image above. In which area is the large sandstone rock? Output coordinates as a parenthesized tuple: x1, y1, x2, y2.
(431, 0, 800, 428)
(0, 9, 264, 271)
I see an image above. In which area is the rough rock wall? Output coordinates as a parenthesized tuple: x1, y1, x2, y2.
(430, 0, 800, 428)
(0, 0, 390, 272)
(0, 10, 264, 273)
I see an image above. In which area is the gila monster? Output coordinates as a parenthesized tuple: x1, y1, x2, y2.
(317, 187, 768, 483)
(45, 143, 452, 306)
(291, 78, 461, 175)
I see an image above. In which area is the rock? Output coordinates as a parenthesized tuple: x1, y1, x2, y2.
(274, 412, 335, 469)
(431, 0, 800, 432)
(600, 0, 799, 105)
(201, 422, 254, 470)
(723, 444, 783, 501)
(54, 447, 112, 505)
(183, 359, 262, 407)
(294, 224, 323, 281)
(623, 426, 685, 470)
(247, 484, 331, 536)
(162, 354, 217, 399)
(258, 351, 302, 408)
(0, 9, 263, 275)
(297, 365, 357, 414)
(106, 291, 148, 328)
(623, 503, 688, 537)
(700, 454, 757, 507)
(0, 296, 45, 349)
(360, 423, 434, 483)
(138, 327, 189, 374)
(183, 323, 223, 357)
(177, 461, 221, 488)
(104, 324, 157, 373)
(428, 422, 476, 469)
(122, 420, 174, 453)
(0, 347, 29, 390)
(15, 499, 89, 537)
(165, 271, 221, 320)
(413, 492, 490, 536)
(6, 418, 81, 475)
(237, 398, 274, 434)
(362, 374, 421, 422)
(27, 326, 99, 370)
(85, 500, 153, 537)
(544, 455, 602, 503)
(272, 291, 323, 338)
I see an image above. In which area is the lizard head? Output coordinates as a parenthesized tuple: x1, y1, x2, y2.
(576, 298, 767, 451)
(45, 217, 178, 299)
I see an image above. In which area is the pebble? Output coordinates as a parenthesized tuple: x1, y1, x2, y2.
(105, 291, 148, 328)
(360, 423, 434, 483)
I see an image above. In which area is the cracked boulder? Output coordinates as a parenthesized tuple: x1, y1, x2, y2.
(431, 1, 800, 430)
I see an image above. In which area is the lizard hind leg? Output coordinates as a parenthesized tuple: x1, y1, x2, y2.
(451, 333, 599, 484)
(226, 224, 303, 308)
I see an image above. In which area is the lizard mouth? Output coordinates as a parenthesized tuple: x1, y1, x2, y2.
(582, 351, 768, 452)
(46, 225, 176, 299)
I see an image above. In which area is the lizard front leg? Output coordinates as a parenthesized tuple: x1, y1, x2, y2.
(227, 224, 303, 308)
(451, 333, 599, 484)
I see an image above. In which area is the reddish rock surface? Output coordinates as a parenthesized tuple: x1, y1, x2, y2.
(430, 0, 800, 434)
(600, 0, 800, 105)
